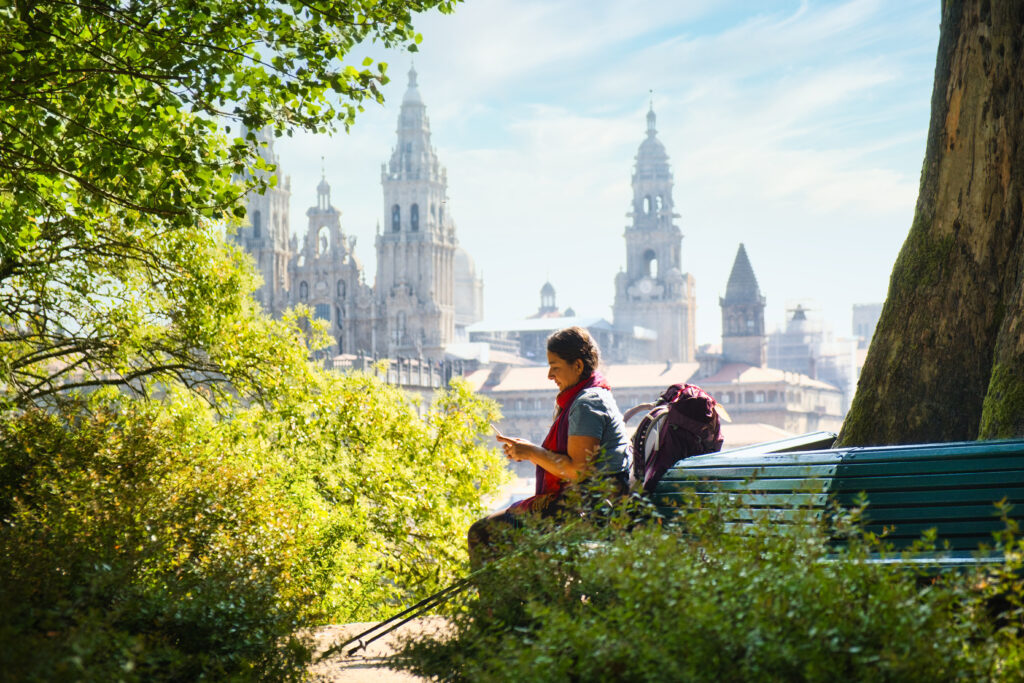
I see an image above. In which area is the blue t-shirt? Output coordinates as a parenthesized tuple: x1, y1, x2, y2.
(567, 387, 631, 475)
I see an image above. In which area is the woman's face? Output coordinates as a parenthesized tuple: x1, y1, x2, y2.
(547, 351, 585, 392)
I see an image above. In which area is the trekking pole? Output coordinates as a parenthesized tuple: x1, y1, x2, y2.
(323, 577, 473, 659)
(319, 516, 589, 662)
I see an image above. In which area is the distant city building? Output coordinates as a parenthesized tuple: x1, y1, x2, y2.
(612, 104, 697, 363)
(467, 359, 842, 472)
(763, 299, 883, 413)
(232, 67, 483, 358)
(766, 304, 822, 378)
(231, 132, 292, 316)
(853, 303, 883, 349)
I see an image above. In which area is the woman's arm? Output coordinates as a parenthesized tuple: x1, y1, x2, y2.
(497, 434, 601, 481)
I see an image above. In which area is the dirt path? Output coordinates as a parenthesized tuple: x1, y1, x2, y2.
(308, 617, 448, 682)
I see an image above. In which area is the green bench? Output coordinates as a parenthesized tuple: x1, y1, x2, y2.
(652, 432, 1024, 562)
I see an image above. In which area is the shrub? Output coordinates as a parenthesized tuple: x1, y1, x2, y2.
(0, 399, 314, 681)
(0, 370, 507, 680)
(395, 489, 1024, 682)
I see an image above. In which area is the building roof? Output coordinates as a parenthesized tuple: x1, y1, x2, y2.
(467, 316, 615, 335)
(720, 422, 795, 449)
(702, 362, 840, 391)
(465, 360, 840, 395)
(723, 243, 762, 303)
(464, 362, 702, 394)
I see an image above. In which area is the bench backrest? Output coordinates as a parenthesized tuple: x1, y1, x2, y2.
(652, 435, 1024, 554)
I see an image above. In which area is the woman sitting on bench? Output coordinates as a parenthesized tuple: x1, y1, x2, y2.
(468, 326, 631, 566)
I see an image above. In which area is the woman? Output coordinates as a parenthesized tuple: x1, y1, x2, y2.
(468, 326, 630, 565)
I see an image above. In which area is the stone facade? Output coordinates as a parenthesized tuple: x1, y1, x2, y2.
(232, 67, 483, 359)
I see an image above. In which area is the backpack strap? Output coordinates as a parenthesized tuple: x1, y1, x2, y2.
(623, 401, 657, 423)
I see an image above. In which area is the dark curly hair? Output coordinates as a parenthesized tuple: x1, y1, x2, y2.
(546, 326, 601, 377)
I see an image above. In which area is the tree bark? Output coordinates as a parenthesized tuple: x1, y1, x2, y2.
(839, 0, 1024, 446)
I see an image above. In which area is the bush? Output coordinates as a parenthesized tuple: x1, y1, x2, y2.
(0, 370, 507, 680)
(0, 399, 314, 681)
(395, 489, 1024, 682)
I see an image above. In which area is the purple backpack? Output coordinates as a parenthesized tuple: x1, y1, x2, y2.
(624, 384, 725, 492)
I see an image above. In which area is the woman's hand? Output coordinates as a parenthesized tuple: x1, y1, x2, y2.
(495, 434, 601, 481)
(495, 434, 538, 463)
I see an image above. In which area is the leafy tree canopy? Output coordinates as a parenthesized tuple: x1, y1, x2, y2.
(0, 0, 457, 406)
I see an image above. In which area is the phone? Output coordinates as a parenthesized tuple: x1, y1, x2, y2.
(490, 423, 504, 439)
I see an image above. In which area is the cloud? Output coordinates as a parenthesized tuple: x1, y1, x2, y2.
(273, 0, 939, 345)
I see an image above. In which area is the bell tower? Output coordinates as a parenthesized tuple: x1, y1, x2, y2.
(720, 243, 766, 367)
(612, 102, 696, 361)
(375, 66, 458, 357)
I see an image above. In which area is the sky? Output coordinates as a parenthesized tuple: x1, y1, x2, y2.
(274, 0, 941, 346)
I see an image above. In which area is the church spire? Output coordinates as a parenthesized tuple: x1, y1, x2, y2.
(723, 243, 762, 304)
(386, 63, 441, 185)
(720, 243, 766, 366)
(316, 155, 330, 211)
(646, 91, 657, 136)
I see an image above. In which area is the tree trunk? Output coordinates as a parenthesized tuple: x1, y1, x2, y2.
(838, 0, 1024, 446)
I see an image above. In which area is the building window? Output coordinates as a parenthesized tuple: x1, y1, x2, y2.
(643, 195, 653, 215)
(392, 204, 401, 232)
(768, 390, 777, 402)
(744, 391, 754, 403)
(252, 210, 262, 238)
(393, 311, 406, 345)
(337, 279, 346, 299)
(314, 303, 330, 321)
(299, 281, 308, 300)
(754, 391, 766, 403)
(643, 249, 657, 278)
(411, 203, 419, 232)
(336, 305, 344, 329)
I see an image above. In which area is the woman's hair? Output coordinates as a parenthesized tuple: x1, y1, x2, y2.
(547, 326, 601, 376)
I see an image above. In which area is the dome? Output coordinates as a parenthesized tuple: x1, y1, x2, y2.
(634, 105, 671, 177)
(454, 246, 476, 277)
(541, 281, 556, 296)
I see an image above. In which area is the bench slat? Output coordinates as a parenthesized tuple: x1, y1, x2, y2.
(660, 464, 838, 480)
(657, 477, 832, 493)
(856, 503, 1009, 523)
(836, 455, 1024, 478)
(832, 470, 1024, 492)
(677, 452, 845, 468)
(832, 488, 1024, 506)
(841, 441, 1024, 463)
(861, 519, 1008, 537)
(653, 492, 828, 507)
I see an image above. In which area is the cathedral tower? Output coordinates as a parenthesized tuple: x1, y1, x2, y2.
(234, 128, 292, 316)
(720, 243, 766, 367)
(612, 104, 696, 362)
(375, 66, 458, 357)
(291, 174, 374, 355)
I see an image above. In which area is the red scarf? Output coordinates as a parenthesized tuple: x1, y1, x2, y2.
(536, 371, 611, 495)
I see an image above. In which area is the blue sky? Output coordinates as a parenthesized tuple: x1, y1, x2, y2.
(275, 0, 941, 346)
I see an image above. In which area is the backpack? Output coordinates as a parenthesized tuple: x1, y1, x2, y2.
(624, 384, 726, 492)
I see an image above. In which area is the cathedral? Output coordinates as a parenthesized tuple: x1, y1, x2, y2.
(232, 67, 484, 359)
(612, 103, 697, 362)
